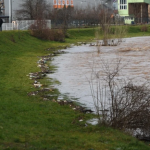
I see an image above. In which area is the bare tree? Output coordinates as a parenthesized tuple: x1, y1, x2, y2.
(59, 6, 73, 34)
(15, 0, 50, 20)
(94, 4, 127, 46)
(72, 8, 82, 28)
(50, 6, 73, 34)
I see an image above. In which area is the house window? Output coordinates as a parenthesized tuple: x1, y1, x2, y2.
(120, 0, 127, 10)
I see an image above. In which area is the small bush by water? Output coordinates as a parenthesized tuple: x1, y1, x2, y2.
(89, 57, 150, 142)
(29, 20, 65, 42)
(140, 25, 149, 32)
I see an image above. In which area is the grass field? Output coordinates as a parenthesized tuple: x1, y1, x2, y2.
(0, 27, 150, 150)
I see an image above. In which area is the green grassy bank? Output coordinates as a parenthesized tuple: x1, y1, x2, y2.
(0, 28, 150, 150)
(126, 25, 150, 37)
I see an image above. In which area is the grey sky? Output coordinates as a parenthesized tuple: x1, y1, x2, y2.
(3, 0, 117, 20)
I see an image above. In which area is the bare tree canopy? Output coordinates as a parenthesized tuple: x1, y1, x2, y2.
(15, 0, 51, 20)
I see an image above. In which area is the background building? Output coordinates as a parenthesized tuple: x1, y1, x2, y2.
(53, 0, 74, 8)
(0, 0, 5, 15)
(118, 0, 150, 24)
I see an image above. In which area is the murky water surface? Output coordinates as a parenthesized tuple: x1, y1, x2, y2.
(49, 36, 150, 110)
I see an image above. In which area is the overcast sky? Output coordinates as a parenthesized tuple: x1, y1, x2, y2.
(3, 0, 117, 20)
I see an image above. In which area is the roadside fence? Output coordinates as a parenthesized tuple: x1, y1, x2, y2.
(2, 20, 51, 31)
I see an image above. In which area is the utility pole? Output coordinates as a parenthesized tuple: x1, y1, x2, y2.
(9, 0, 12, 23)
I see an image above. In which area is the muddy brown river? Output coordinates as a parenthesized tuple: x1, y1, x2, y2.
(49, 36, 150, 111)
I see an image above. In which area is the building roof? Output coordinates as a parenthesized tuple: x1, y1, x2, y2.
(0, 15, 9, 18)
(128, 0, 150, 4)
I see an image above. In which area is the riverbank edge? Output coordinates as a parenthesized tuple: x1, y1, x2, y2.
(1, 28, 150, 147)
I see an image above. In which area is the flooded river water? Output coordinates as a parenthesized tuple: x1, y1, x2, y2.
(49, 36, 150, 111)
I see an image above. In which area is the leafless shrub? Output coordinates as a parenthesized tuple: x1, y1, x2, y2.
(49, 29, 65, 42)
(88, 57, 150, 138)
(29, 19, 65, 42)
(95, 29, 101, 53)
(97, 8, 127, 46)
(112, 25, 127, 44)
(140, 25, 149, 32)
(10, 34, 16, 43)
(29, 19, 48, 39)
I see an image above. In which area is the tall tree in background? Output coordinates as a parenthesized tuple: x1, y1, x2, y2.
(49, 6, 73, 34)
(15, 0, 51, 20)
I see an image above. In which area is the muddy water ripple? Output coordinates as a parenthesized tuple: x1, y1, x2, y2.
(49, 36, 150, 111)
